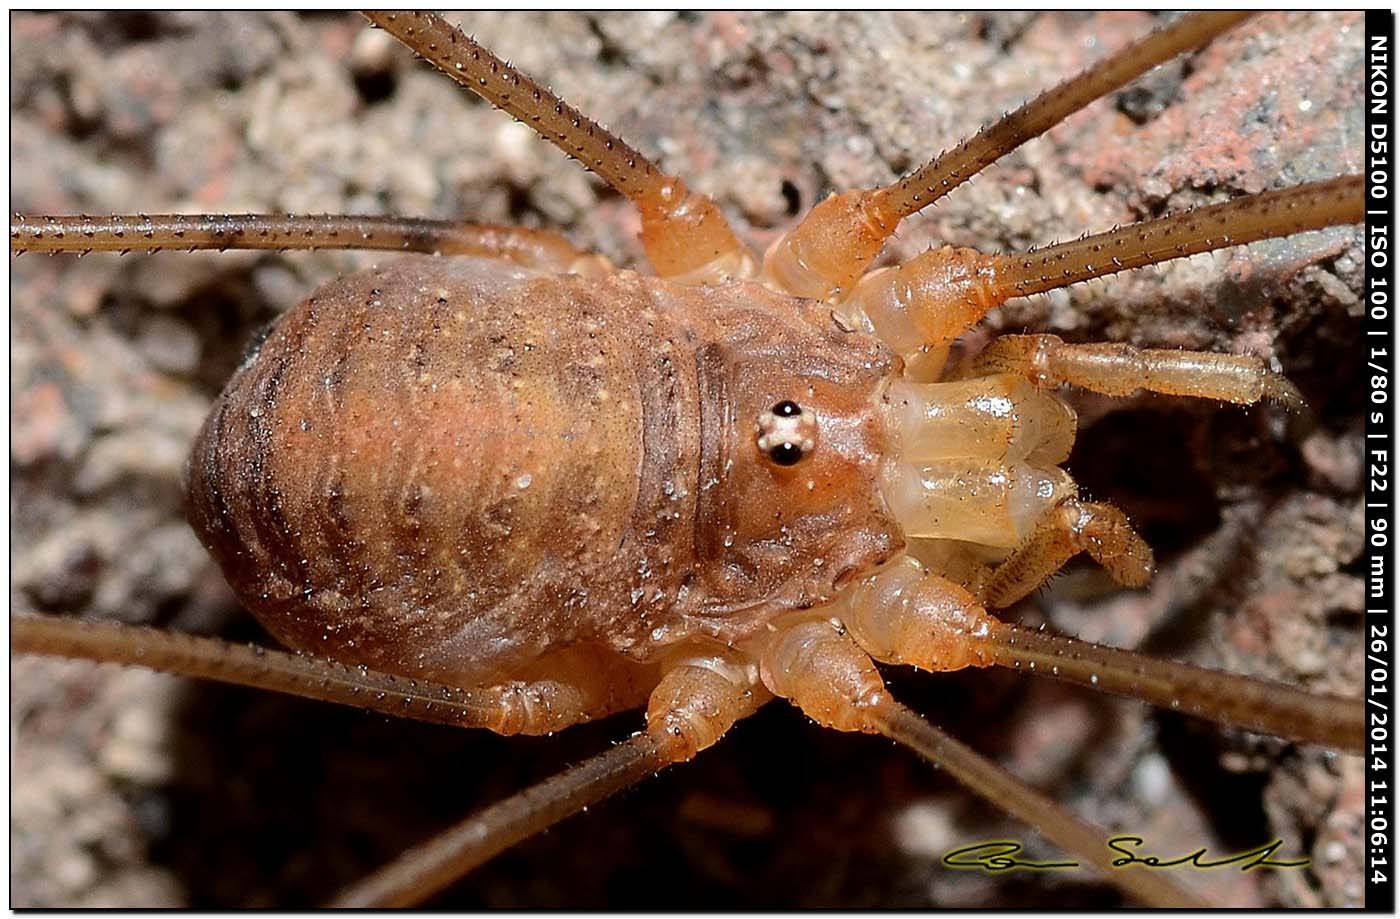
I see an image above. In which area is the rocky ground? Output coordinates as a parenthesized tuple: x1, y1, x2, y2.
(11, 11, 1364, 908)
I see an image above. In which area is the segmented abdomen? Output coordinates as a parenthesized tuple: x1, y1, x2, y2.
(186, 256, 706, 686)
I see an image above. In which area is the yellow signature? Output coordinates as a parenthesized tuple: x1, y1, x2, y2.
(942, 837, 1310, 874)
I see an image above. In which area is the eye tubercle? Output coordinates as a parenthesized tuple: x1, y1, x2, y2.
(756, 401, 818, 467)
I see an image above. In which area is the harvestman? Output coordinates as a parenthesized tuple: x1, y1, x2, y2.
(11, 11, 1365, 907)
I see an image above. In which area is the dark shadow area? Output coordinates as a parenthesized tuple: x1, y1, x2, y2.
(1152, 712, 1275, 852)
(1067, 406, 1223, 558)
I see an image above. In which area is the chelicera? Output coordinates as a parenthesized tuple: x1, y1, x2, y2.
(10, 10, 1366, 907)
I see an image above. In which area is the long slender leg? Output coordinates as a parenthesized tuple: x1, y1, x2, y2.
(10, 615, 621, 735)
(330, 732, 672, 907)
(981, 622, 1364, 753)
(842, 175, 1364, 360)
(9, 214, 603, 271)
(758, 612, 1205, 907)
(824, 557, 1364, 751)
(964, 333, 1305, 409)
(995, 175, 1362, 299)
(980, 497, 1155, 608)
(868, 702, 1209, 908)
(331, 648, 765, 907)
(362, 11, 752, 282)
(763, 12, 1252, 298)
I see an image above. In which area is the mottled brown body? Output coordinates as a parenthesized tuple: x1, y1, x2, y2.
(186, 256, 898, 687)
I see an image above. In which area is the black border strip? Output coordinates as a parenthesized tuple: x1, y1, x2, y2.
(1366, 8, 1396, 914)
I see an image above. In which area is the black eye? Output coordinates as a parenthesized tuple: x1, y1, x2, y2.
(768, 441, 804, 466)
(757, 400, 816, 467)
